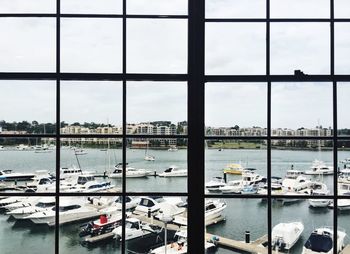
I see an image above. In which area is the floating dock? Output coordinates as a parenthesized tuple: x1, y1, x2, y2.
(342, 245, 350, 254)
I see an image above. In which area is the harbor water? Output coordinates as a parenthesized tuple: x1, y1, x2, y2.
(0, 148, 349, 254)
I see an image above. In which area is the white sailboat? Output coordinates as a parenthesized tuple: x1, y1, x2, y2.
(144, 141, 155, 161)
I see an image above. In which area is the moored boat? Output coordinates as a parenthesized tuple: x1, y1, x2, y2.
(272, 222, 304, 251)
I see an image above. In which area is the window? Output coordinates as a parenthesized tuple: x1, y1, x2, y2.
(0, 1, 349, 254)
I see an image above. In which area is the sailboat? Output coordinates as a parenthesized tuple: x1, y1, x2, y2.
(74, 138, 87, 155)
(144, 141, 155, 161)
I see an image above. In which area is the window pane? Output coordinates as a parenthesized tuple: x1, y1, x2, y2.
(126, 138, 187, 192)
(338, 140, 350, 196)
(127, 0, 187, 15)
(0, 138, 56, 193)
(0, 80, 56, 134)
(127, 81, 187, 133)
(0, 18, 55, 72)
(205, 198, 267, 253)
(59, 196, 121, 253)
(60, 138, 122, 192)
(271, 83, 333, 134)
(271, 23, 330, 75)
(205, 139, 267, 196)
(127, 19, 187, 74)
(338, 83, 350, 136)
(273, 198, 333, 254)
(0, 195, 55, 254)
(271, 0, 329, 18)
(335, 23, 350, 75)
(61, 0, 122, 14)
(206, 83, 267, 135)
(60, 81, 122, 134)
(272, 139, 334, 195)
(206, 23, 266, 75)
(61, 18, 122, 73)
(335, 0, 350, 18)
(206, 0, 266, 18)
(0, 0, 55, 13)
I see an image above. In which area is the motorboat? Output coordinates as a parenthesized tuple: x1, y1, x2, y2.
(134, 197, 185, 217)
(341, 158, 350, 164)
(108, 163, 151, 178)
(0, 170, 36, 181)
(74, 148, 87, 155)
(25, 197, 102, 226)
(205, 177, 226, 192)
(79, 212, 123, 241)
(60, 166, 83, 180)
(223, 163, 245, 175)
(26, 176, 56, 192)
(150, 230, 215, 254)
(285, 170, 304, 179)
(218, 180, 242, 194)
(328, 200, 350, 211)
(158, 166, 187, 177)
(302, 227, 346, 254)
(205, 199, 227, 222)
(16, 144, 31, 151)
(0, 196, 28, 208)
(282, 175, 312, 193)
(272, 222, 304, 251)
(308, 182, 330, 208)
(4, 196, 40, 212)
(7, 197, 56, 219)
(113, 218, 160, 241)
(304, 160, 334, 175)
(114, 196, 140, 211)
(241, 171, 265, 186)
(168, 146, 178, 152)
(338, 181, 350, 196)
(240, 184, 259, 195)
(144, 155, 155, 161)
(219, 171, 265, 193)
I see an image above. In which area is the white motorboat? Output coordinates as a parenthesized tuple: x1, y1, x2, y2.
(7, 197, 56, 219)
(308, 198, 330, 208)
(113, 218, 159, 241)
(285, 169, 304, 179)
(304, 160, 334, 175)
(272, 222, 304, 251)
(282, 175, 312, 193)
(302, 227, 346, 254)
(205, 177, 226, 192)
(218, 180, 242, 194)
(0, 169, 36, 181)
(308, 182, 330, 208)
(341, 158, 350, 164)
(16, 144, 31, 151)
(74, 148, 87, 155)
(0, 196, 28, 208)
(4, 196, 40, 212)
(134, 197, 185, 217)
(60, 166, 83, 180)
(25, 197, 102, 226)
(109, 163, 151, 178)
(150, 230, 215, 254)
(114, 196, 140, 211)
(328, 200, 350, 210)
(144, 155, 155, 161)
(158, 166, 187, 177)
(168, 146, 178, 152)
(338, 181, 350, 196)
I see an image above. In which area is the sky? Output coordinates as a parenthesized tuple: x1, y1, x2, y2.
(0, 1, 350, 129)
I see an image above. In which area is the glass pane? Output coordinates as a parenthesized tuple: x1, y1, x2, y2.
(206, 0, 266, 18)
(127, 19, 187, 74)
(126, 138, 187, 192)
(0, 18, 55, 72)
(271, 23, 330, 75)
(128, 196, 187, 253)
(61, 18, 122, 73)
(205, 139, 267, 196)
(0, 195, 55, 254)
(0, 0, 55, 13)
(338, 83, 350, 136)
(60, 138, 122, 192)
(59, 196, 122, 253)
(335, 0, 350, 18)
(127, 81, 187, 133)
(60, 81, 122, 134)
(206, 83, 267, 135)
(0, 137, 56, 193)
(0, 80, 56, 134)
(273, 198, 333, 254)
(271, 83, 333, 135)
(206, 23, 266, 75)
(337, 202, 350, 252)
(127, 0, 187, 15)
(335, 23, 350, 75)
(272, 139, 334, 195)
(205, 198, 267, 253)
(338, 140, 350, 196)
(61, 0, 122, 14)
(271, 0, 329, 18)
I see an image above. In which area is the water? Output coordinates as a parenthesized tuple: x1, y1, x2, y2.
(0, 148, 349, 254)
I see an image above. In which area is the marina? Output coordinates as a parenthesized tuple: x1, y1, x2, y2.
(0, 147, 349, 253)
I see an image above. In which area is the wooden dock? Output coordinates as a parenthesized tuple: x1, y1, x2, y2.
(342, 245, 350, 254)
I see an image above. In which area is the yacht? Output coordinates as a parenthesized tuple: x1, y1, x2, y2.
(340, 158, 350, 164)
(168, 146, 178, 152)
(158, 166, 187, 177)
(338, 181, 350, 196)
(16, 144, 31, 151)
(302, 227, 346, 254)
(150, 230, 215, 254)
(25, 197, 102, 226)
(0, 169, 36, 181)
(205, 199, 227, 222)
(113, 218, 159, 241)
(285, 170, 304, 179)
(7, 197, 56, 219)
(218, 180, 242, 194)
(4, 196, 40, 212)
(282, 175, 312, 193)
(223, 163, 245, 175)
(308, 182, 330, 208)
(109, 163, 151, 178)
(205, 177, 226, 192)
(0, 196, 28, 208)
(328, 200, 350, 211)
(304, 160, 334, 175)
(134, 197, 185, 217)
(144, 155, 155, 161)
(272, 222, 304, 251)
(60, 166, 83, 180)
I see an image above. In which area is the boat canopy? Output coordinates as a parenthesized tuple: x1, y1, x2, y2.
(304, 232, 333, 253)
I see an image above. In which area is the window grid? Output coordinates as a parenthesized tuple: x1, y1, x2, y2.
(0, 0, 349, 254)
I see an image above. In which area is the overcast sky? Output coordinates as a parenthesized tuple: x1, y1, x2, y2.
(0, 1, 350, 129)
